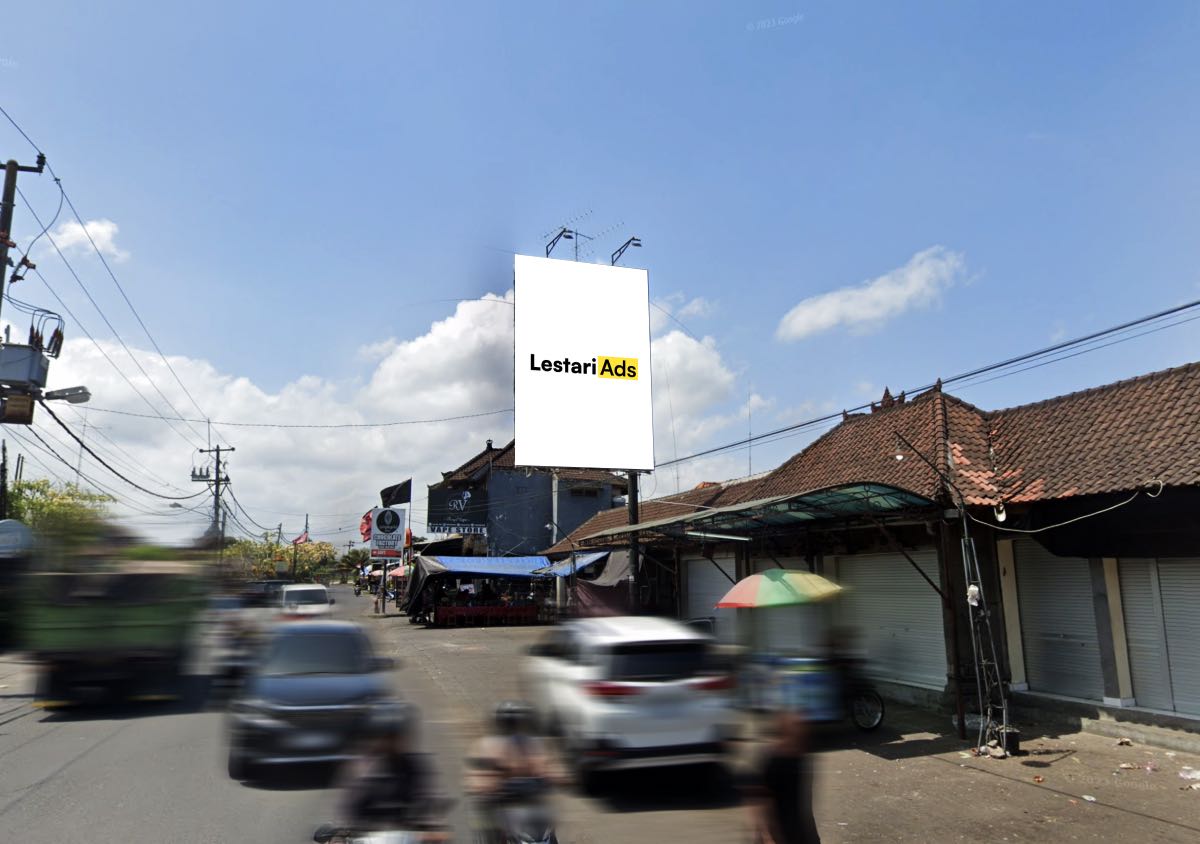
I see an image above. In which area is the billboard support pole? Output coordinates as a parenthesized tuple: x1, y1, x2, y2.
(627, 470, 640, 613)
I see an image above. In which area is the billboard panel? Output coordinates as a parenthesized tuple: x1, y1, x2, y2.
(427, 485, 489, 535)
(369, 507, 406, 559)
(513, 255, 653, 470)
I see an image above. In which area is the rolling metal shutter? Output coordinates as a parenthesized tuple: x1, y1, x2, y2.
(1118, 559, 1174, 711)
(833, 550, 947, 689)
(1158, 559, 1200, 716)
(684, 555, 737, 644)
(750, 557, 830, 655)
(1015, 539, 1104, 700)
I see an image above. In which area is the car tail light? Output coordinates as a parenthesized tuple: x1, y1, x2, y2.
(694, 675, 736, 692)
(583, 681, 642, 697)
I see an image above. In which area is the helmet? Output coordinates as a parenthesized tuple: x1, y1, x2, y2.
(493, 700, 533, 736)
(367, 701, 416, 740)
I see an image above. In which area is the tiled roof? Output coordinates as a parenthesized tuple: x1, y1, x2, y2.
(439, 439, 628, 488)
(548, 361, 1200, 548)
(742, 388, 997, 505)
(542, 478, 759, 554)
(988, 362, 1200, 502)
(556, 469, 630, 490)
(442, 439, 516, 483)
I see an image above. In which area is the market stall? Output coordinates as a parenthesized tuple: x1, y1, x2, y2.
(405, 555, 554, 626)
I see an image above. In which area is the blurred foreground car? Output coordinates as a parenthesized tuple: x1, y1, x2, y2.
(520, 616, 736, 790)
(280, 583, 334, 619)
(227, 621, 396, 781)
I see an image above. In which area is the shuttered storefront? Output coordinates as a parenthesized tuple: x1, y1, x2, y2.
(684, 555, 738, 644)
(833, 550, 947, 689)
(750, 557, 830, 655)
(1119, 558, 1200, 716)
(1014, 539, 1104, 700)
(1118, 559, 1174, 710)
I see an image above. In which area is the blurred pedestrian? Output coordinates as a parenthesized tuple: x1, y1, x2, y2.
(749, 709, 820, 844)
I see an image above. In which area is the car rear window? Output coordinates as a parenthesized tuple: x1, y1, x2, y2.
(261, 631, 370, 675)
(282, 587, 328, 605)
(605, 642, 710, 681)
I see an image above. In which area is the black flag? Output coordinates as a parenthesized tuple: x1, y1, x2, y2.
(380, 479, 412, 508)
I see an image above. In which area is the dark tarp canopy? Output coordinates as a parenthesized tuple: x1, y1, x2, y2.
(404, 555, 551, 611)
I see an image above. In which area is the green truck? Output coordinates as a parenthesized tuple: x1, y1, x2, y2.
(10, 527, 209, 704)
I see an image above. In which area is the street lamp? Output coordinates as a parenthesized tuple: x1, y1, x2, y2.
(545, 227, 574, 258)
(43, 386, 91, 404)
(611, 236, 642, 266)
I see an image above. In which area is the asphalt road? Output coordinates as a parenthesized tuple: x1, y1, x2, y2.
(7, 584, 1200, 844)
(0, 601, 346, 844)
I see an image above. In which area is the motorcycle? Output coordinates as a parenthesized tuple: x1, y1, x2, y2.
(354, 584, 363, 597)
(475, 776, 558, 844)
(313, 794, 453, 844)
(312, 823, 448, 844)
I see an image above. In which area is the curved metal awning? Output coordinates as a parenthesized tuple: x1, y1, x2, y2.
(579, 483, 937, 544)
(531, 551, 611, 577)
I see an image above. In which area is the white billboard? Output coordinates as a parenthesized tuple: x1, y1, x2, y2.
(514, 254, 653, 470)
(369, 507, 406, 560)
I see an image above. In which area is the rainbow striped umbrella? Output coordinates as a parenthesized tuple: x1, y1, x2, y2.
(715, 569, 843, 608)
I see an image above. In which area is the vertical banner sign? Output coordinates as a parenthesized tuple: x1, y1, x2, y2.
(370, 507, 406, 560)
(513, 255, 653, 470)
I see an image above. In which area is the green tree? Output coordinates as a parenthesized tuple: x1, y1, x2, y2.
(8, 480, 112, 548)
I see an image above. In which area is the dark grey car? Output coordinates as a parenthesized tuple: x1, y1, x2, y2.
(226, 621, 396, 781)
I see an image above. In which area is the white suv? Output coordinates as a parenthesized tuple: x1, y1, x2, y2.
(279, 584, 334, 620)
(520, 616, 736, 788)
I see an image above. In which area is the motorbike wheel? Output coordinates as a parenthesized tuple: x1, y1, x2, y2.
(850, 688, 885, 731)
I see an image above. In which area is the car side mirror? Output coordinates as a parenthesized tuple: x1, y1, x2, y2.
(373, 656, 397, 672)
(329, 597, 336, 604)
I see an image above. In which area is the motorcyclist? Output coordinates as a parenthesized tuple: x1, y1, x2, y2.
(336, 701, 443, 834)
(466, 700, 557, 842)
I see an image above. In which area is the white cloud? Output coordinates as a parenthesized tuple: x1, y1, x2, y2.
(649, 294, 713, 337)
(677, 297, 713, 320)
(49, 218, 130, 262)
(28, 291, 758, 547)
(775, 246, 965, 342)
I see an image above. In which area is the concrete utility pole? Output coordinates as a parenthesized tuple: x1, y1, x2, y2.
(0, 154, 46, 329)
(194, 444, 234, 547)
(0, 440, 8, 520)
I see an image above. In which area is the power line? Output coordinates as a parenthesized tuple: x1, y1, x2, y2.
(63, 404, 183, 491)
(14, 428, 183, 517)
(55, 186, 218, 430)
(226, 486, 276, 533)
(655, 297, 1200, 469)
(77, 405, 515, 429)
(37, 400, 208, 500)
(18, 190, 208, 448)
(0, 103, 220, 439)
(21, 263, 203, 448)
(22, 421, 201, 516)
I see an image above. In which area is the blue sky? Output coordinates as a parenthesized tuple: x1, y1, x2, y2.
(3, 2, 1199, 541)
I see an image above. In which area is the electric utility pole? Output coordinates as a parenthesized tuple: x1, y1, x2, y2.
(0, 154, 46, 329)
(1, 440, 8, 520)
(193, 445, 234, 545)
